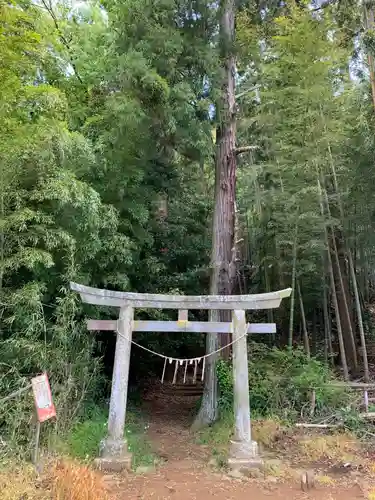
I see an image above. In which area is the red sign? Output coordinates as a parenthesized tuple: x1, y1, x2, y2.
(31, 373, 56, 423)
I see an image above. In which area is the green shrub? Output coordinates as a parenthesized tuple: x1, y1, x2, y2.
(217, 343, 352, 421)
(0, 293, 104, 453)
(61, 407, 156, 469)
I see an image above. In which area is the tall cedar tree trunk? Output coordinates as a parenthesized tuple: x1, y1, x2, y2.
(193, 0, 237, 428)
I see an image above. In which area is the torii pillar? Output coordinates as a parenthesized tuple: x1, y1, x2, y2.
(98, 305, 133, 471)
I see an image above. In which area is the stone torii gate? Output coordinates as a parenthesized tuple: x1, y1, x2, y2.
(70, 282, 291, 471)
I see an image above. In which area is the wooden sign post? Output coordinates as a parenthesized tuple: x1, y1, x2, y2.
(31, 373, 56, 466)
(31, 373, 56, 423)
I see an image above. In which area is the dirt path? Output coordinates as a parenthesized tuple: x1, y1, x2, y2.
(105, 385, 367, 499)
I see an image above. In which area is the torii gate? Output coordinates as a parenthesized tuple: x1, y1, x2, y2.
(70, 282, 291, 471)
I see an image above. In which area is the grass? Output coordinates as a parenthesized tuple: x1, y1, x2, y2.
(195, 411, 365, 475)
(252, 417, 285, 448)
(316, 474, 336, 486)
(52, 459, 111, 500)
(0, 464, 46, 500)
(0, 459, 113, 500)
(195, 412, 233, 467)
(56, 406, 156, 469)
(195, 413, 284, 469)
(196, 413, 285, 457)
(297, 432, 360, 463)
(0, 405, 155, 499)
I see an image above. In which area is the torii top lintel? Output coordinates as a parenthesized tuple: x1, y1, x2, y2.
(70, 282, 292, 311)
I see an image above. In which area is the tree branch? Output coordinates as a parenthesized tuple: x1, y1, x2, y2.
(40, 0, 83, 84)
(235, 86, 259, 100)
(235, 145, 258, 155)
(310, 0, 338, 12)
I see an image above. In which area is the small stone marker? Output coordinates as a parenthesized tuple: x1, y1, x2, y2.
(300, 470, 315, 491)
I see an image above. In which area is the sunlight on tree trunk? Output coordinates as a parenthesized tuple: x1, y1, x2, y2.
(194, 0, 237, 428)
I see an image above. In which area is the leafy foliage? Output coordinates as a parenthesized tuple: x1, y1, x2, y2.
(217, 343, 352, 420)
(0, 0, 214, 447)
(2, 0, 375, 454)
(61, 407, 155, 468)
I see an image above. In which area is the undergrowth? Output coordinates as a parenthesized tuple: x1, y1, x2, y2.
(52, 460, 111, 500)
(0, 405, 154, 499)
(218, 343, 355, 422)
(197, 344, 367, 466)
(0, 464, 45, 500)
(54, 407, 156, 470)
(297, 432, 360, 463)
(0, 294, 105, 458)
(0, 459, 113, 500)
(196, 413, 285, 467)
(196, 412, 233, 467)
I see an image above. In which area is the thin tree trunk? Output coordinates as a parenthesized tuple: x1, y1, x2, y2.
(348, 251, 370, 381)
(264, 263, 275, 343)
(194, 0, 237, 428)
(327, 148, 368, 378)
(362, 249, 370, 304)
(318, 178, 349, 380)
(321, 178, 358, 371)
(326, 237, 349, 380)
(322, 273, 333, 365)
(323, 289, 333, 365)
(312, 308, 317, 356)
(232, 201, 242, 323)
(288, 221, 298, 347)
(297, 281, 310, 357)
(255, 175, 274, 329)
(321, 112, 358, 363)
(364, 2, 375, 110)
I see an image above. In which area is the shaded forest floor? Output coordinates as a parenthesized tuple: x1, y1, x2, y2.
(103, 384, 374, 500)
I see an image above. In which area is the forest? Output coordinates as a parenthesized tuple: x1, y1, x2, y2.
(2, 0, 375, 453)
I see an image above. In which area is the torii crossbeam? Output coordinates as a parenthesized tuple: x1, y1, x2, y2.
(70, 282, 291, 472)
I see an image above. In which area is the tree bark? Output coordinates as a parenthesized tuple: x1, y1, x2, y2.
(318, 178, 349, 380)
(193, 0, 237, 428)
(320, 172, 358, 372)
(364, 2, 375, 110)
(349, 250, 369, 381)
(330, 231, 358, 371)
(327, 150, 368, 380)
(298, 281, 310, 358)
(322, 264, 333, 365)
(288, 222, 298, 347)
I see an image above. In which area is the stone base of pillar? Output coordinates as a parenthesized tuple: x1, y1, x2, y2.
(93, 437, 132, 472)
(94, 455, 132, 472)
(228, 440, 263, 470)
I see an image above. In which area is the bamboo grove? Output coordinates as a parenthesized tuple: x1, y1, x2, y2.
(1, 0, 375, 440)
